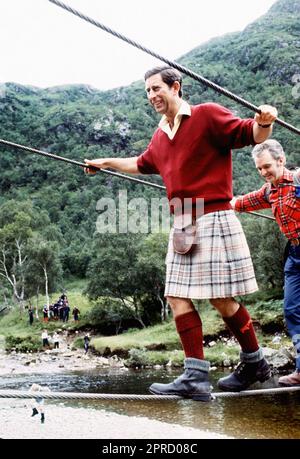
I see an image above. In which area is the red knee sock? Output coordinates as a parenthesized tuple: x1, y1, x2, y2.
(175, 310, 204, 360)
(223, 304, 259, 353)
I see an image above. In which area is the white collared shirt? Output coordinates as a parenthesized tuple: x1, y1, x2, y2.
(159, 101, 191, 140)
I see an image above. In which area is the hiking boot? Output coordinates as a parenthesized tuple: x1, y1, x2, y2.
(278, 371, 300, 387)
(218, 349, 271, 392)
(41, 413, 45, 424)
(149, 358, 211, 401)
(31, 408, 39, 417)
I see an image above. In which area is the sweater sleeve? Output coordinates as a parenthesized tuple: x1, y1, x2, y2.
(137, 139, 160, 175)
(205, 103, 256, 149)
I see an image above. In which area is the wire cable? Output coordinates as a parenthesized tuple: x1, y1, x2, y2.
(0, 137, 275, 221)
(0, 137, 164, 191)
(0, 386, 299, 401)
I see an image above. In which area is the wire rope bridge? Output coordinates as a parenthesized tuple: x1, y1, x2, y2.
(0, 386, 300, 401)
(0, 2, 300, 405)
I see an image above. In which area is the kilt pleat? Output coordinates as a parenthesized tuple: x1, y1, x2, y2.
(164, 210, 258, 299)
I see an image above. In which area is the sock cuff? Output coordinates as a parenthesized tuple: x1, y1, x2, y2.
(184, 358, 210, 372)
(175, 310, 202, 333)
(240, 348, 263, 363)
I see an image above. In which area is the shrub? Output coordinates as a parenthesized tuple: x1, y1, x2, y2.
(125, 348, 184, 368)
(5, 334, 41, 352)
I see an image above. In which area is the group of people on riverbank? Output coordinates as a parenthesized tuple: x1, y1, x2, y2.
(42, 294, 80, 323)
(27, 294, 80, 325)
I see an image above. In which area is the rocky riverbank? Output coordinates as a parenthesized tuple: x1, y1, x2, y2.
(0, 329, 296, 377)
(0, 343, 296, 378)
(0, 344, 126, 377)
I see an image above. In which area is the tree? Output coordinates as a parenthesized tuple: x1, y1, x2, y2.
(86, 233, 147, 328)
(0, 206, 33, 310)
(136, 232, 169, 322)
(26, 235, 62, 306)
(0, 200, 62, 310)
(88, 297, 133, 335)
(86, 231, 170, 329)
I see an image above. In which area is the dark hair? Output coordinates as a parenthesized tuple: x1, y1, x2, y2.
(144, 66, 183, 97)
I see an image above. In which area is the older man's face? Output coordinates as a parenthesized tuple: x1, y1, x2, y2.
(255, 151, 285, 184)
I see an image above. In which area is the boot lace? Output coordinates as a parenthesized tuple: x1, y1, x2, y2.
(234, 362, 247, 376)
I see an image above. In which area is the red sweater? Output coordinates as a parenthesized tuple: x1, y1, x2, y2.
(137, 103, 256, 214)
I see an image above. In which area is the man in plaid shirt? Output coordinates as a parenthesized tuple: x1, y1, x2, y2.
(233, 139, 300, 386)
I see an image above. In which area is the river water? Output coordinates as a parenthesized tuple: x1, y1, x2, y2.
(1, 367, 299, 439)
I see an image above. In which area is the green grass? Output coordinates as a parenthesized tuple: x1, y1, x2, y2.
(92, 321, 180, 353)
(125, 345, 241, 368)
(91, 304, 228, 354)
(91, 311, 237, 367)
(126, 348, 184, 367)
(0, 334, 5, 351)
(91, 300, 288, 367)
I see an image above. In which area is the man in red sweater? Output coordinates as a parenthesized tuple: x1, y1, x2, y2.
(85, 66, 278, 400)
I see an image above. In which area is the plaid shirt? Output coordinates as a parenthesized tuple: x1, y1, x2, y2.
(235, 168, 300, 241)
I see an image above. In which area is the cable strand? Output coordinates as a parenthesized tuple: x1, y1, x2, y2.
(0, 386, 299, 400)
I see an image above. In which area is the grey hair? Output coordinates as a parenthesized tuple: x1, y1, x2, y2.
(251, 139, 285, 161)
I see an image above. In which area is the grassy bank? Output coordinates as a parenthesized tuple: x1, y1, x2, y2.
(0, 279, 92, 352)
(89, 299, 289, 367)
(90, 321, 241, 367)
(0, 283, 289, 366)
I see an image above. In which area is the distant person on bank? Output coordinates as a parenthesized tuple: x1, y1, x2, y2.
(41, 330, 49, 348)
(85, 66, 277, 399)
(28, 306, 34, 326)
(72, 307, 80, 321)
(232, 139, 300, 387)
(52, 332, 60, 349)
(29, 383, 50, 424)
(83, 334, 90, 354)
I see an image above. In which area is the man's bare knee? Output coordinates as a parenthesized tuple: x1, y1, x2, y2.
(166, 296, 194, 317)
(210, 297, 239, 317)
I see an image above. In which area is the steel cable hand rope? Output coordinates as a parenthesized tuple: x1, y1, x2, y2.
(48, 0, 300, 136)
(0, 138, 164, 191)
(0, 137, 275, 221)
(0, 386, 300, 400)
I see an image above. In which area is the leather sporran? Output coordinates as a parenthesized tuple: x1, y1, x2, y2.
(172, 214, 197, 255)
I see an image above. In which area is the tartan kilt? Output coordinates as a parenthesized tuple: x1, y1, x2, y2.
(164, 210, 258, 299)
